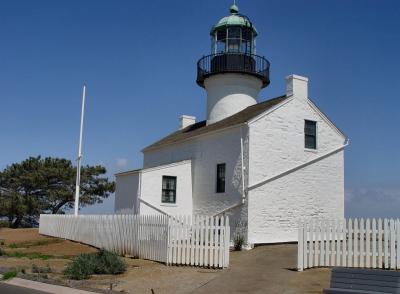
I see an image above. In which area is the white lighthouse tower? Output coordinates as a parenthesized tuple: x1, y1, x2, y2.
(196, 4, 270, 124)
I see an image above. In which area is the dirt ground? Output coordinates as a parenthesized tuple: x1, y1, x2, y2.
(0, 228, 330, 294)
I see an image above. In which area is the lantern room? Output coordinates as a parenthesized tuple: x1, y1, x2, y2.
(196, 4, 270, 89)
(210, 4, 257, 55)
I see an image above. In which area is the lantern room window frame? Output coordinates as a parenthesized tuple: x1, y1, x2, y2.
(211, 26, 256, 55)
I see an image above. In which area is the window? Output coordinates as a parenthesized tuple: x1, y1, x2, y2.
(304, 120, 317, 149)
(216, 163, 226, 193)
(227, 27, 241, 53)
(162, 176, 176, 204)
(212, 27, 255, 55)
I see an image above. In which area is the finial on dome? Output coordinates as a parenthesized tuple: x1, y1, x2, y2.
(229, 3, 239, 14)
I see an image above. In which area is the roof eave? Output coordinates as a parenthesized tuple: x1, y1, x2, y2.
(142, 122, 247, 153)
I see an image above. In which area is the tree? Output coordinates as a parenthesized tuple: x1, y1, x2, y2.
(0, 156, 115, 227)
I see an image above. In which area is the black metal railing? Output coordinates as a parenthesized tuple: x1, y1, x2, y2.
(197, 53, 270, 88)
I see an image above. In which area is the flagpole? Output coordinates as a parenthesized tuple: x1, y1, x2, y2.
(74, 84, 86, 216)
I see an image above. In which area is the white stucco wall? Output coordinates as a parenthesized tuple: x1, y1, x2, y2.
(139, 160, 193, 216)
(204, 74, 261, 124)
(247, 76, 346, 244)
(248, 151, 344, 243)
(114, 171, 140, 214)
(143, 126, 248, 230)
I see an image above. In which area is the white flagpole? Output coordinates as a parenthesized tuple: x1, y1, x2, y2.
(74, 84, 86, 216)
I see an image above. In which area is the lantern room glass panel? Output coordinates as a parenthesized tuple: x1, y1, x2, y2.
(212, 26, 255, 55)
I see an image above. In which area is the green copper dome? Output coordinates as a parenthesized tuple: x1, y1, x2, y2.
(210, 5, 258, 36)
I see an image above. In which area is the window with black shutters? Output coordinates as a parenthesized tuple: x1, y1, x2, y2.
(161, 176, 176, 204)
(304, 120, 317, 149)
(216, 163, 226, 193)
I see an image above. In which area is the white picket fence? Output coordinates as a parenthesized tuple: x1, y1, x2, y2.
(168, 215, 230, 267)
(298, 218, 400, 271)
(39, 214, 230, 268)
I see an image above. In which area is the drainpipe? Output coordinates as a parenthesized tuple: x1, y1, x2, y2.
(240, 126, 246, 204)
(137, 171, 142, 214)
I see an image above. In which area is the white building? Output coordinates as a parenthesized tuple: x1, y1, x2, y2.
(114, 5, 347, 245)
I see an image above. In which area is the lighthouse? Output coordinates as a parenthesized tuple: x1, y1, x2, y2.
(196, 4, 270, 124)
(115, 3, 347, 247)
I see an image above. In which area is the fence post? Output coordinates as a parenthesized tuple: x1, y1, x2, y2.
(354, 218, 359, 268)
(397, 219, 400, 270)
(390, 219, 395, 269)
(372, 218, 377, 268)
(342, 219, 347, 267)
(309, 220, 314, 268)
(225, 216, 230, 268)
(298, 220, 304, 271)
(366, 218, 370, 268)
(384, 218, 389, 269)
(348, 219, 353, 267)
(360, 218, 364, 268)
(304, 221, 308, 269)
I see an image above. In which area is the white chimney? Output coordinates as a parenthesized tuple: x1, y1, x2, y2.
(179, 115, 196, 130)
(286, 74, 309, 99)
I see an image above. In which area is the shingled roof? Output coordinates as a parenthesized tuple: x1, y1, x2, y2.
(142, 95, 288, 152)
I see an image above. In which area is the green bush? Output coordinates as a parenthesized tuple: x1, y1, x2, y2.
(93, 249, 127, 275)
(63, 249, 126, 280)
(2, 269, 17, 280)
(234, 233, 245, 251)
(63, 254, 97, 280)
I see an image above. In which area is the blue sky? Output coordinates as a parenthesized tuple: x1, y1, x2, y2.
(1, 0, 399, 217)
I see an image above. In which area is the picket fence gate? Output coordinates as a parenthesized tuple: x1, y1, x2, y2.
(298, 218, 400, 271)
(39, 214, 230, 268)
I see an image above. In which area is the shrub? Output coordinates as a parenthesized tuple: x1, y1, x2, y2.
(31, 264, 52, 274)
(2, 269, 17, 280)
(8, 243, 17, 248)
(63, 254, 97, 280)
(63, 249, 126, 280)
(0, 220, 9, 228)
(0, 248, 5, 256)
(93, 249, 127, 275)
(234, 233, 245, 251)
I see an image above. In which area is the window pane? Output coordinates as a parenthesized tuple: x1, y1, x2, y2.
(305, 135, 316, 149)
(228, 27, 241, 38)
(227, 39, 240, 53)
(305, 121, 316, 135)
(216, 29, 226, 41)
(241, 40, 251, 54)
(241, 28, 252, 41)
(216, 40, 226, 53)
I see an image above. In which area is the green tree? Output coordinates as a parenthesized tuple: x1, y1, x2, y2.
(0, 156, 115, 228)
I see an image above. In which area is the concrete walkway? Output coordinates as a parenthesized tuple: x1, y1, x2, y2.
(191, 244, 330, 294)
(2, 277, 98, 294)
(0, 283, 48, 294)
